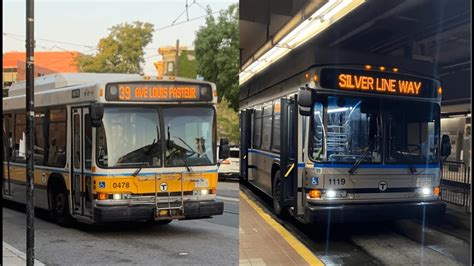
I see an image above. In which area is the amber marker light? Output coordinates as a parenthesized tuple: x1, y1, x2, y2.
(144, 76, 151, 80)
(169, 76, 176, 80)
(434, 186, 440, 197)
(365, 65, 372, 70)
(305, 72, 310, 81)
(157, 76, 163, 80)
(393, 67, 399, 72)
(213, 90, 218, 97)
(97, 193, 108, 200)
(313, 74, 319, 82)
(438, 87, 443, 95)
(379, 66, 386, 71)
(308, 189, 321, 199)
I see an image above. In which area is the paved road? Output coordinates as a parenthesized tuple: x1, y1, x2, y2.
(2, 181, 239, 265)
(242, 184, 471, 266)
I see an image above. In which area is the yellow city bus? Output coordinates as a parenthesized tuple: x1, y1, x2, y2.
(3, 73, 224, 225)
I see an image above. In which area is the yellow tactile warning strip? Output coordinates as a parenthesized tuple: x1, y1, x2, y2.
(240, 191, 324, 266)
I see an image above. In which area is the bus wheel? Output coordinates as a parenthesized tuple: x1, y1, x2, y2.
(51, 188, 73, 226)
(272, 170, 288, 218)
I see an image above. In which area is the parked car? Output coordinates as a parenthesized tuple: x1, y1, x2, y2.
(218, 146, 240, 180)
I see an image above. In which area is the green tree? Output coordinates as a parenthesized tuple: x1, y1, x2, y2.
(177, 50, 197, 79)
(194, 4, 239, 110)
(217, 98, 239, 144)
(76, 21, 154, 73)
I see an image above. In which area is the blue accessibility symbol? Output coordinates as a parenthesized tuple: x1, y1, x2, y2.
(311, 177, 319, 185)
(99, 181, 106, 188)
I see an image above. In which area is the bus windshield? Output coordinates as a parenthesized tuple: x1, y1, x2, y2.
(163, 107, 215, 167)
(311, 96, 382, 163)
(310, 96, 439, 164)
(385, 101, 440, 164)
(97, 107, 161, 168)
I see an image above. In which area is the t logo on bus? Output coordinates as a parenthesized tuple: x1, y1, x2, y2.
(160, 182, 168, 192)
(379, 181, 388, 192)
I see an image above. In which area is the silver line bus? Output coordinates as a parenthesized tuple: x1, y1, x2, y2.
(239, 47, 451, 223)
(3, 73, 224, 225)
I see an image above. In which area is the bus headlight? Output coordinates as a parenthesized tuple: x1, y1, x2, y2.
(326, 190, 337, 198)
(417, 187, 432, 196)
(112, 193, 131, 200)
(200, 189, 210, 196)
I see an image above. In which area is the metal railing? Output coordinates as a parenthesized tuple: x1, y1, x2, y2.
(440, 160, 471, 213)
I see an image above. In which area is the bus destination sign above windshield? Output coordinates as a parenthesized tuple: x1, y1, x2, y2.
(105, 82, 213, 102)
(319, 68, 438, 98)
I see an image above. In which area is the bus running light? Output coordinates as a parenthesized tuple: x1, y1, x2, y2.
(365, 65, 372, 70)
(379, 66, 386, 71)
(308, 189, 321, 199)
(97, 193, 108, 200)
(313, 74, 319, 82)
(438, 87, 443, 95)
(393, 67, 399, 72)
(326, 190, 337, 198)
(113, 193, 121, 200)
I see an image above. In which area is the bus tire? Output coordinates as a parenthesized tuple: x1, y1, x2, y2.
(50, 186, 73, 226)
(272, 170, 289, 219)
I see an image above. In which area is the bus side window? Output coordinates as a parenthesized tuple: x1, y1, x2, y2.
(3, 114, 13, 160)
(14, 113, 27, 162)
(253, 108, 262, 149)
(48, 108, 67, 167)
(35, 111, 47, 165)
(261, 105, 273, 151)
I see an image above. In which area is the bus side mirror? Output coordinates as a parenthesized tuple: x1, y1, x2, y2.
(89, 103, 104, 127)
(219, 138, 230, 159)
(440, 135, 451, 158)
(298, 87, 315, 116)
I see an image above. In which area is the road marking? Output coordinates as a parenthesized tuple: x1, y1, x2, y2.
(240, 191, 324, 266)
(217, 195, 239, 202)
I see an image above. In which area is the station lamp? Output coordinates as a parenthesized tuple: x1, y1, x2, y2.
(239, 0, 366, 85)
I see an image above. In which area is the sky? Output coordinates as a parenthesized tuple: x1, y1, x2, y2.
(3, 0, 237, 75)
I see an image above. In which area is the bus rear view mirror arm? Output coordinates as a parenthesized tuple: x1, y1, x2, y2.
(89, 102, 104, 127)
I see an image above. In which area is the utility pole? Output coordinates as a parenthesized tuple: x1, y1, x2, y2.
(25, 0, 35, 265)
(175, 39, 179, 76)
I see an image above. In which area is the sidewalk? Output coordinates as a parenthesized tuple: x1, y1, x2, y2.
(3, 242, 45, 266)
(239, 191, 323, 266)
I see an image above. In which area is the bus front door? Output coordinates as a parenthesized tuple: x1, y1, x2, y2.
(71, 107, 93, 218)
(240, 109, 252, 181)
(280, 97, 298, 212)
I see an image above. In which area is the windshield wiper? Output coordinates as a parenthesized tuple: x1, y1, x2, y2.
(395, 148, 417, 174)
(349, 136, 380, 175)
(167, 125, 192, 172)
(132, 162, 149, 177)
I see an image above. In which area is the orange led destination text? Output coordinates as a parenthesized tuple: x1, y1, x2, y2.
(338, 74, 422, 95)
(119, 85, 197, 100)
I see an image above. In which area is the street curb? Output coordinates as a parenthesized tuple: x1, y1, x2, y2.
(3, 242, 46, 266)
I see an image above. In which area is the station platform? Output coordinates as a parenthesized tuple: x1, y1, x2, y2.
(239, 191, 324, 266)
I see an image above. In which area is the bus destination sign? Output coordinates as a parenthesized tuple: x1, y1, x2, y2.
(319, 68, 438, 98)
(105, 82, 212, 102)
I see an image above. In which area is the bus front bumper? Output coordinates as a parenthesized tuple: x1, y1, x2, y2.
(304, 200, 446, 223)
(93, 200, 224, 223)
